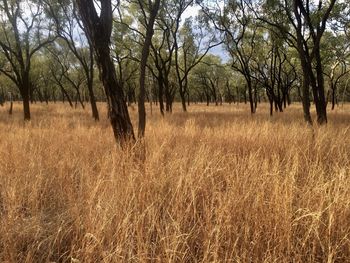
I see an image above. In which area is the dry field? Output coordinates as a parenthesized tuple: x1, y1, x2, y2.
(0, 102, 349, 263)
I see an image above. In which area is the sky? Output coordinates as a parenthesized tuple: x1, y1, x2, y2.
(182, 5, 229, 62)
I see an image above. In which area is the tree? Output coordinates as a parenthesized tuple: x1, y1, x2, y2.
(323, 32, 350, 110)
(250, 30, 297, 115)
(136, 0, 162, 137)
(75, 0, 135, 144)
(174, 15, 222, 112)
(112, 17, 139, 106)
(256, 0, 338, 124)
(45, 0, 100, 120)
(200, 0, 258, 114)
(0, 0, 56, 120)
(47, 42, 86, 108)
(193, 54, 225, 106)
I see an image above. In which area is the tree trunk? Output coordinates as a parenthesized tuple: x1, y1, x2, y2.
(22, 89, 31, 120)
(20, 78, 31, 120)
(287, 92, 291, 105)
(61, 87, 73, 107)
(247, 81, 255, 114)
(315, 51, 327, 124)
(158, 79, 165, 116)
(76, 0, 134, 144)
(138, 0, 161, 137)
(297, 50, 312, 124)
(269, 99, 273, 116)
(86, 46, 99, 121)
(179, 89, 187, 112)
(165, 83, 173, 113)
(331, 85, 336, 110)
(8, 92, 13, 115)
(87, 80, 99, 121)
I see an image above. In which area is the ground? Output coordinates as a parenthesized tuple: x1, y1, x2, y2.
(0, 102, 349, 262)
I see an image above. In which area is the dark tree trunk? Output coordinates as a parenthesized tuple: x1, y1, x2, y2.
(283, 92, 287, 109)
(287, 92, 291, 105)
(236, 87, 240, 104)
(61, 87, 73, 107)
(314, 51, 327, 124)
(165, 93, 173, 113)
(331, 85, 336, 110)
(87, 47, 99, 121)
(179, 89, 187, 112)
(20, 77, 31, 120)
(76, 0, 135, 144)
(301, 76, 312, 124)
(22, 89, 31, 120)
(247, 81, 255, 113)
(75, 91, 85, 109)
(165, 83, 174, 113)
(297, 44, 312, 124)
(158, 79, 165, 116)
(291, 0, 334, 125)
(87, 80, 99, 121)
(8, 92, 13, 115)
(138, 0, 161, 137)
(269, 99, 273, 116)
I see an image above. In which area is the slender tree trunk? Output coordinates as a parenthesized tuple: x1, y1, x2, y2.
(331, 85, 336, 110)
(8, 92, 13, 115)
(87, 80, 99, 120)
(138, 0, 161, 138)
(165, 83, 173, 113)
(61, 87, 73, 107)
(158, 79, 165, 116)
(254, 86, 258, 110)
(179, 89, 187, 112)
(247, 81, 255, 114)
(283, 92, 287, 108)
(269, 98, 273, 116)
(87, 46, 99, 121)
(287, 92, 291, 105)
(76, 91, 85, 109)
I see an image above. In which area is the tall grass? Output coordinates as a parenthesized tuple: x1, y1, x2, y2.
(0, 102, 349, 262)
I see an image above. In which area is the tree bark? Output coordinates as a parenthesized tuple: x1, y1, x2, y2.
(138, 0, 161, 137)
(87, 48, 99, 121)
(87, 79, 99, 120)
(76, 0, 134, 144)
(22, 88, 31, 120)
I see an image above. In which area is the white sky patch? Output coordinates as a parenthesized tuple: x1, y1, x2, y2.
(182, 5, 201, 20)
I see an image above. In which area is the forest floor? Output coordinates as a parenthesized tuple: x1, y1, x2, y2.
(0, 102, 349, 262)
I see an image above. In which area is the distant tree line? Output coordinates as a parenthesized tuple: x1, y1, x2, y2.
(0, 0, 349, 145)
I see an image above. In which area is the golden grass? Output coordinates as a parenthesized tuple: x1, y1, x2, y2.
(0, 102, 349, 262)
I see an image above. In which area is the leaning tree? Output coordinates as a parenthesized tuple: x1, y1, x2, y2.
(75, 0, 135, 144)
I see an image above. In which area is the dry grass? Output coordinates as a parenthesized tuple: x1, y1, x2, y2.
(0, 102, 349, 263)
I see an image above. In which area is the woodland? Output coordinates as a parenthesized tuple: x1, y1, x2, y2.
(0, 0, 349, 262)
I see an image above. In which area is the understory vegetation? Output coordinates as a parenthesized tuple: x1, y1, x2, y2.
(0, 103, 349, 262)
